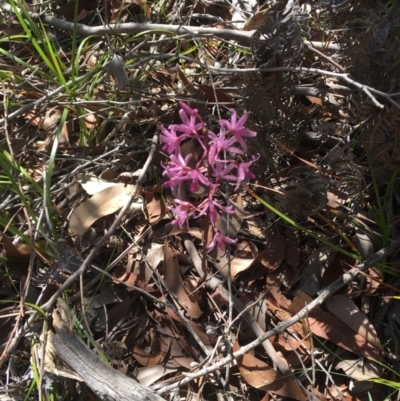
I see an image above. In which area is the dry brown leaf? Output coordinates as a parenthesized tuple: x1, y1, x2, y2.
(79, 175, 121, 195)
(308, 314, 382, 360)
(259, 233, 287, 271)
(144, 191, 166, 225)
(233, 342, 308, 401)
(169, 338, 195, 370)
(215, 194, 244, 237)
(1, 234, 32, 258)
(69, 185, 135, 235)
(143, 243, 164, 284)
(113, 272, 146, 289)
(242, 8, 270, 31)
(83, 113, 98, 130)
(290, 292, 383, 361)
(297, 240, 339, 296)
(25, 108, 61, 130)
(166, 307, 212, 347)
(327, 189, 350, 207)
(214, 241, 257, 278)
(268, 286, 291, 310)
(245, 218, 266, 240)
(132, 335, 171, 367)
(135, 365, 177, 387)
(325, 294, 383, 350)
(336, 359, 383, 381)
(306, 95, 323, 106)
(163, 244, 202, 319)
(265, 299, 306, 339)
(273, 337, 310, 368)
(198, 84, 235, 108)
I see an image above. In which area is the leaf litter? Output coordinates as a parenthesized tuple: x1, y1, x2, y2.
(0, 1, 400, 401)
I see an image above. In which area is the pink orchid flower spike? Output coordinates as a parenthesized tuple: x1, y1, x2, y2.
(219, 109, 257, 152)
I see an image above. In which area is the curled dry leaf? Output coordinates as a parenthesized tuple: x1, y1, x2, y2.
(355, 229, 375, 258)
(69, 184, 143, 235)
(143, 243, 164, 284)
(243, 7, 270, 31)
(215, 194, 244, 238)
(163, 243, 202, 319)
(107, 54, 130, 88)
(233, 342, 308, 401)
(336, 359, 383, 381)
(135, 365, 177, 387)
(255, 232, 287, 271)
(132, 335, 171, 367)
(326, 294, 383, 350)
(113, 272, 146, 289)
(214, 240, 258, 278)
(169, 337, 196, 370)
(79, 175, 121, 195)
(290, 292, 383, 361)
(297, 239, 339, 296)
(1, 234, 32, 258)
(144, 191, 166, 225)
(25, 108, 61, 130)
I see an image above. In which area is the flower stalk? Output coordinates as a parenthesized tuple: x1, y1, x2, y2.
(161, 102, 259, 252)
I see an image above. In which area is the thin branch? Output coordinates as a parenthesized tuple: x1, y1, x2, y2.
(0, 71, 98, 127)
(0, 3, 254, 42)
(183, 238, 294, 377)
(0, 132, 159, 368)
(0, 2, 342, 51)
(41, 131, 159, 313)
(305, 42, 346, 73)
(208, 65, 400, 109)
(158, 238, 400, 394)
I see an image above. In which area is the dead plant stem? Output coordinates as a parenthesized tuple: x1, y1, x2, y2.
(159, 238, 400, 394)
(0, 132, 159, 368)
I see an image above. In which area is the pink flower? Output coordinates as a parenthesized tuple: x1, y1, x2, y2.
(179, 101, 202, 119)
(211, 160, 236, 183)
(208, 130, 243, 166)
(160, 102, 258, 254)
(207, 230, 237, 252)
(159, 125, 185, 155)
(197, 188, 235, 224)
(169, 200, 199, 229)
(163, 153, 210, 193)
(219, 109, 257, 152)
(173, 106, 205, 136)
(231, 154, 260, 190)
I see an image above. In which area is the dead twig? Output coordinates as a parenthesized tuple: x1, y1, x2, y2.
(42, 131, 159, 313)
(0, 132, 159, 368)
(158, 238, 400, 394)
(47, 299, 166, 401)
(183, 237, 294, 377)
(0, 3, 254, 42)
(208, 65, 400, 109)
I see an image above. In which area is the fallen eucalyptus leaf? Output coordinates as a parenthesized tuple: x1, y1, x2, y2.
(69, 185, 143, 235)
(79, 175, 120, 195)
